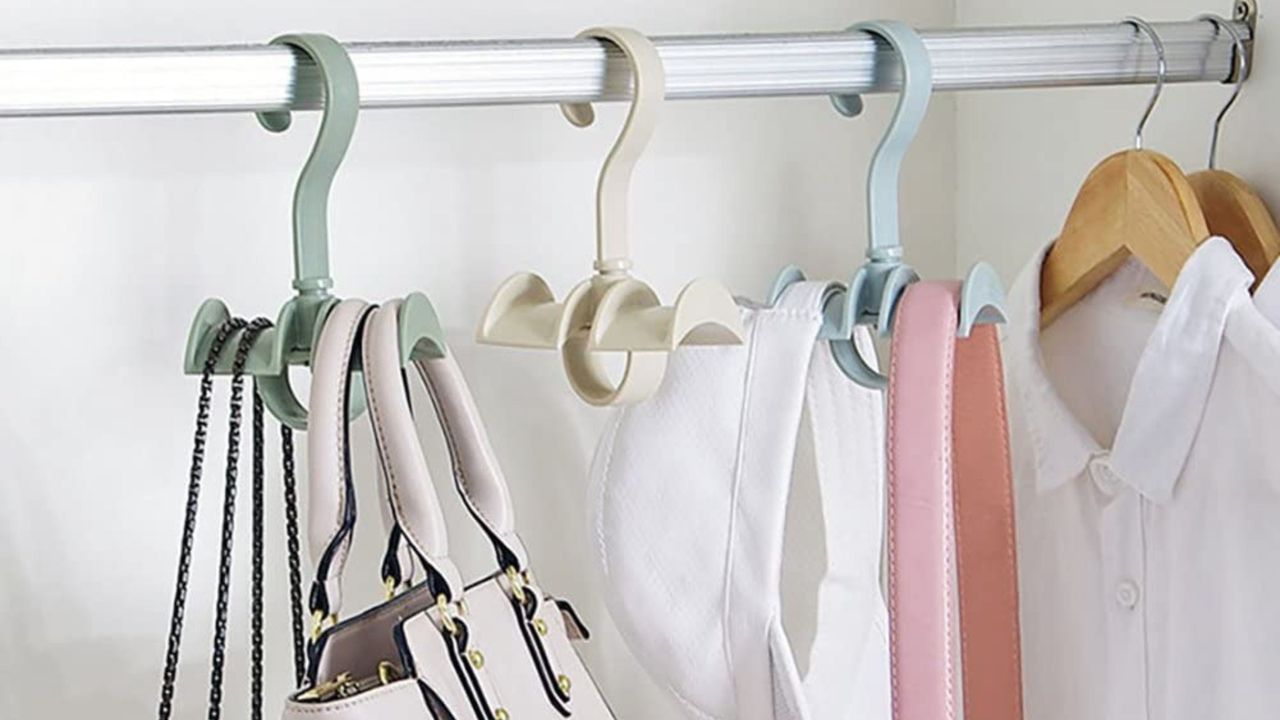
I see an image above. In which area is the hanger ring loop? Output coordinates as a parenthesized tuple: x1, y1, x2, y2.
(558, 279, 668, 406)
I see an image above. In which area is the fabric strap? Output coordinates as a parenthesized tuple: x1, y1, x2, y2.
(794, 310, 889, 720)
(886, 281, 1023, 720)
(729, 281, 889, 720)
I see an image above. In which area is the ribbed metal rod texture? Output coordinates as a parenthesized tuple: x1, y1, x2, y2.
(0, 20, 1250, 118)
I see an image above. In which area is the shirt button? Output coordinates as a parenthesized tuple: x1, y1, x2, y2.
(1115, 581, 1141, 609)
(1090, 458, 1122, 496)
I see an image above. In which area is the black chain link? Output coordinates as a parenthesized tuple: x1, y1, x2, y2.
(157, 318, 246, 720)
(250, 380, 266, 720)
(280, 424, 308, 686)
(207, 318, 270, 720)
(158, 314, 312, 716)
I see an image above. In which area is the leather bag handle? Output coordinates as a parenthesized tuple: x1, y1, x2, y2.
(305, 299, 374, 626)
(363, 303, 530, 575)
(886, 281, 1024, 720)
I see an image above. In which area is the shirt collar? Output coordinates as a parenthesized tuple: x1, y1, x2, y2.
(1253, 254, 1280, 323)
(1005, 237, 1254, 503)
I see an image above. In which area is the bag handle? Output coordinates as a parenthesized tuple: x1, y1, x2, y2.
(886, 281, 1023, 720)
(952, 310, 1025, 720)
(306, 298, 465, 626)
(362, 299, 468, 600)
(363, 302, 530, 575)
(305, 299, 373, 629)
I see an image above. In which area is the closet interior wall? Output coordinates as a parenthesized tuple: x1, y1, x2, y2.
(955, 0, 1277, 280)
(0, 0, 954, 718)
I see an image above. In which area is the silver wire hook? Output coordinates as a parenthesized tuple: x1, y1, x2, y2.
(1123, 17, 1167, 150)
(1197, 14, 1248, 169)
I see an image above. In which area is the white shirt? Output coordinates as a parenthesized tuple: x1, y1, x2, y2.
(1004, 237, 1280, 720)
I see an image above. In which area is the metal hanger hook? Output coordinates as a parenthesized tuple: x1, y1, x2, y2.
(1123, 17, 1167, 150)
(1197, 14, 1248, 169)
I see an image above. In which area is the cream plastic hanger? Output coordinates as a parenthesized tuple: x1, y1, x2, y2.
(1039, 18, 1210, 327)
(1188, 13, 1280, 285)
(476, 26, 744, 406)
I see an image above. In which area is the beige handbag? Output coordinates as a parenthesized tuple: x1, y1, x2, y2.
(285, 298, 614, 719)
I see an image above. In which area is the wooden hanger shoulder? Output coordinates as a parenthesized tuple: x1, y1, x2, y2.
(1188, 169, 1280, 284)
(1040, 149, 1206, 326)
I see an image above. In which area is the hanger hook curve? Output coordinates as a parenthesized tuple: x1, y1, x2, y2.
(256, 34, 360, 296)
(833, 21, 933, 262)
(559, 27, 665, 276)
(825, 20, 933, 389)
(1197, 14, 1248, 169)
(1123, 17, 1166, 150)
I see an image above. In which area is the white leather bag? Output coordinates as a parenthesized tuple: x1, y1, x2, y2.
(589, 282, 890, 720)
(284, 298, 614, 720)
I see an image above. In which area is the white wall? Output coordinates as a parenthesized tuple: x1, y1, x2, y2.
(955, 0, 1280, 280)
(0, 1, 957, 717)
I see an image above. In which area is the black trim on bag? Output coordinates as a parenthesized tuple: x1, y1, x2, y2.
(555, 598, 591, 640)
(444, 619, 493, 720)
(507, 591, 572, 716)
(418, 680, 458, 720)
(381, 525, 406, 588)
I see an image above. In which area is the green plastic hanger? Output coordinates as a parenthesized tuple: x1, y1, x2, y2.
(182, 34, 446, 429)
(770, 20, 1006, 389)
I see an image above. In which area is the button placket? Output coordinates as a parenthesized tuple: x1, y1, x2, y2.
(1094, 453, 1149, 719)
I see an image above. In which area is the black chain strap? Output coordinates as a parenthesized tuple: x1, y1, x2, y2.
(207, 318, 270, 720)
(157, 318, 246, 720)
(158, 315, 312, 718)
(280, 424, 308, 686)
(250, 379, 267, 720)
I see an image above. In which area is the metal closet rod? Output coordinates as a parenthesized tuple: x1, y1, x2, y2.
(0, 19, 1251, 118)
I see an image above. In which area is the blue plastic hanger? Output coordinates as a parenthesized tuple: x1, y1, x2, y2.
(771, 20, 1006, 389)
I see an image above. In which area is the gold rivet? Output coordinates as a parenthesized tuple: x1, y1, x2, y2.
(494, 709, 509, 720)
(436, 594, 459, 637)
(468, 649, 485, 670)
(533, 618, 548, 636)
(557, 674, 572, 696)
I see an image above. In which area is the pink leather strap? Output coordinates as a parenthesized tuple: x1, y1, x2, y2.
(886, 282, 959, 720)
(953, 319, 1025, 720)
(886, 281, 1023, 720)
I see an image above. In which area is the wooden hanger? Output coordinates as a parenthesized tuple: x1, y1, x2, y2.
(1040, 19, 1209, 326)
(1187, 14, 1280, 285)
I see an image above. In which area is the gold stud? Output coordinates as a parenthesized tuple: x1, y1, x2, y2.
(505, 566, 528, 605)
(557, 674, 572, 696)
(494, 709, 509, 720)
(533, 618, 548, 636)
(468, 649, 486, 670)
